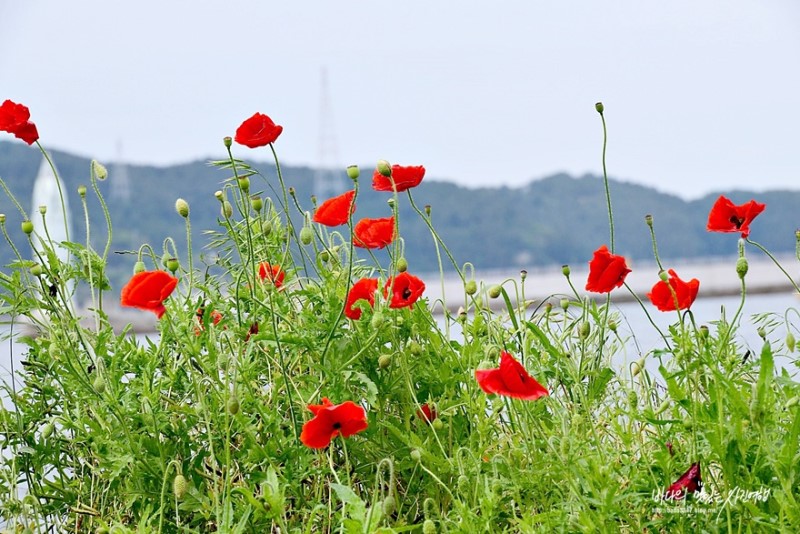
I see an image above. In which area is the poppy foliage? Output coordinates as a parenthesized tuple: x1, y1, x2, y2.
(384, 272, 425, 309)
(372, 165, 426, 192)
(299, 398, 368, 449)
(585, 245, 631, 293)
(706, 195, 765, 238)
(664, 462, 702, 500)
(0, 99, 39, 145)
(313, 190, 356, 227)
(120, 270, 179, 319)
(258, 262, 285, 288)
(354, 217, 395, 249)
(234, 112, 283, 148)
(647, 269, 700, 312)
(475, 351, 548, 401)
(344, 278, 379, 320)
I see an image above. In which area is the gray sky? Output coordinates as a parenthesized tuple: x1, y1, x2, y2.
(2, 1, 798, 199)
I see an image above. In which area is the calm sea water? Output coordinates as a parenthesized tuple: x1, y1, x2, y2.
(2, 292, 799, 394)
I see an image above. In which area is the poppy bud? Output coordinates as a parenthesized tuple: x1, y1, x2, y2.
(655, 399, 670, 415)
(387, 197, 396, 210)
(378, 354, 392, 369)
(21, 220, 33, 235)
(645, 214, 653, 227)
(785, 396, 799, 409)
(595, 102, 604, 114)
(78, 185, 87, 198)
(396, 257, 408, 272)
(221, 201, 233, 218)
(227, 395, 240, 415)
(562, 265, 570, 277)
(422, 519, 436, 534)
(409, 341, 423, 356)
(41, 421, 54, 439)
(488, 285, 502, 299)
(757, 327, 766, 339)
(699, 325, 709, 339)
(214, 190, 224, 201)
(377, 160, 392, 177)
(166, 258, 179, 273)
(786, 332, 796, 353)
(560, 298, 570, 311)
(382, 495, 396, 515)
(457, 475, 470, 494)
(658, 270, 669, 282)
(736, 257, 748, 279)
(30, 263, 43, 277)
(319, 250, 330, 263)
(175, 198, 190, 218)
(682, 417, 693, 430)
(464, 280, 477, 295)
(457, 307, 467, 322)
(631, 356, 646, 377)
(238, 177, 250, 192)
(251, 196, 263, 212)
(608, 319, 617, 332)
(173, 474, 188, 501)
(93, 375, 106, 394)
(432, 418, 443, 430)
(579, 321, 590, 339)
(288, 187, 296, 197)
(91, 160, 108, 180)
(627, 390, 638, 407)
(133, 261, 145, 274)
(223, 136, 232, 148)
(262, 221, 272, 236)
(410, 448, 422, 462)
(346, 165, 360, 180)
(371, 312, 386, 329)
(38, 205, 47, 215)
(299, 227, 313, 245)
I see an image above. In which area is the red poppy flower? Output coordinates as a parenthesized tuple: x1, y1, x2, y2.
(416, 403, 437, 424)
(234, 112, 283, 148)
(647, 269, 700, 312)
(354, 217, 395, 249)
(372, 165, 426, 192)
(344, 278, 378, 320)
(313, 190, 356, 227)
(664, 462, 702, 500)
(706, 195, 765, 238)
(120, 270, 179, 319)
(474, 351, 549, 401)
(0, 99, 39, 145)
(258, 262, 285, 288)
(384, 272, 426, 309)
(585, 245, 631, 293)
(300, 398, 368, 449)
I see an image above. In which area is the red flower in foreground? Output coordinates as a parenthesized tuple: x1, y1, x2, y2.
(345, 278, 379, 320)
(372, 165, 426, 192)
(475, 351, 549, 401)
(300, 398, 368, 449)
(120, 270, 179, 319)
(313, 190, 356, 227)
(664, 462, 702, 500)
(258, 262, 285, 288)
(0, 99, 39, 145)
(647, 269, 700, 312)
(416, 403, 437, 424)
(384, 272, 425, 309)
(585, 245, 631, 293)
(706, 195, 765, 238)
(234, 112, 283, 148)
(354, 217, 395, 249)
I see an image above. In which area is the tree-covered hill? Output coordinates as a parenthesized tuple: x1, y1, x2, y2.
(1, 140, 797, 296)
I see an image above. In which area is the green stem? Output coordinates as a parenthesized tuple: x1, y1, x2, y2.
(747, 238, 800, 294)
(597, 109, 615, 253)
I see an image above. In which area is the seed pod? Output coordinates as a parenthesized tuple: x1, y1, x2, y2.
(21, 220, 34, 235)
(250, 196, 263, 212)
(30, 264, 43, 277)
(786, 332, 796, 353)
(346, 165, 360, 180)
(173, 474, 188, 501)
(238, 176, 250, 192)
(378, 354, 392, 369)
(410, 449, 422, 462)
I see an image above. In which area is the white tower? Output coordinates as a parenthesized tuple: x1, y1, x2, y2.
(313, 67, 343, 199)
(31, 158, 71, 260)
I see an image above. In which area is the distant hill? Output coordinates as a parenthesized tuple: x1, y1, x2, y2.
(1, 140, 797, 295)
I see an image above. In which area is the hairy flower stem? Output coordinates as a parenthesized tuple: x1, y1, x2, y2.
(624, 283, 672, 350)
(746, 238, 800, 294)
(36, 143, 70, 243)
(597, 107, 615, 253)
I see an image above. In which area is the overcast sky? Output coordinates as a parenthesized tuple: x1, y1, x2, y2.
(1, 1, 798, 199)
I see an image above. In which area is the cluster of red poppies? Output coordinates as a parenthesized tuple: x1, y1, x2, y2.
(584, 195, 765, 312)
